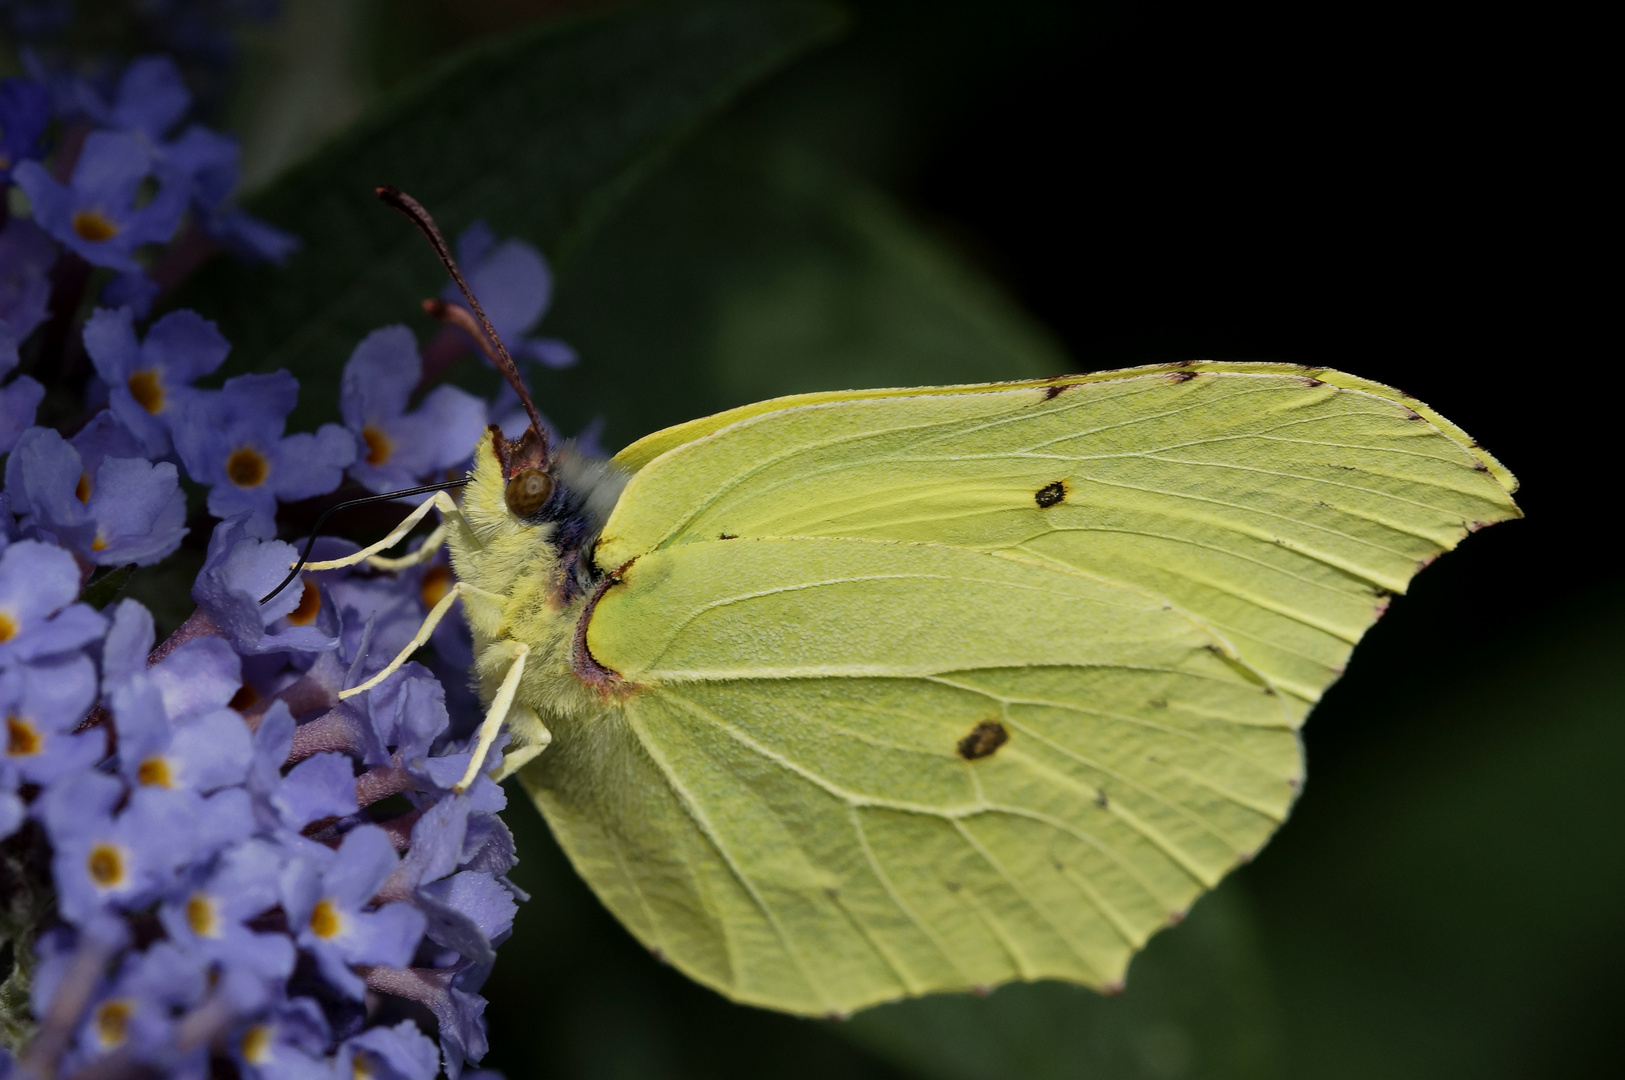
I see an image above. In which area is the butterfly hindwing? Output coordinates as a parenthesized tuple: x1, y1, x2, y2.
(526, 536, 1299, 1015)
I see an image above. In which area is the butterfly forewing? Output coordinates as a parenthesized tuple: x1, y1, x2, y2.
(520, 364, 1518, 1016)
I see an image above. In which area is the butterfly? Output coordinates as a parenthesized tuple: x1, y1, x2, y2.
(314, 187, 1520, 1019)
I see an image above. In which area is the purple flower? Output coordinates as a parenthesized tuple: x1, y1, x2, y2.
(340, 326, 486, 493)
(78, 55, 192, 142)
(281, 824, 427, 998)
(41, 771, 200, 924)
(0, 76, 50, 184)
(83, 305, 231, 457)
(173, 370, 354, 537)
(112, 675, 251, 795)
(13, 131, 189, 270)
(0, 653, 101, 786)
(0, 377, 44, 456)
(158, 839, 295, 987)
(233, 997, 332, 1080)
(0, 538, 106, 664)
(69, 942, 208, 1071)
(416, 871, 517, 966)
(100, 269, 162, 319)
(193, 515, 340, 654)
(164, 124, 299, 264)
(4, 424, 188, 565)
(443, 221, 577, 370)
(0, 217, 55, 346)
(270, 751, 357, 830)
(336, 1020, 440, 1080)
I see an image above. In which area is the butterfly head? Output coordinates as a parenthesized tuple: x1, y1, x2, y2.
(376, 185, 563, 518)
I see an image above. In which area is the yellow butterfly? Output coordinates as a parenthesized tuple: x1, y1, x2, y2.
(314, 188, 1519, 1019)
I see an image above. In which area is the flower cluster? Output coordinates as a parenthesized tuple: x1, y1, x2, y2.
(3, 27, 581, 1076)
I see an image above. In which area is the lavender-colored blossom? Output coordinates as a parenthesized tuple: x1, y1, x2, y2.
(0, 377, 44, 455)
(0, 538, 106, 664)
(164, 123, 299, 263)
(78, 55, 192, 141)
(82, 305, 231, 457)
(282, 824, 428, 998)
(417, 871, 518, 966)
(0, 216, 56, 345)
(41, 771, 200, 923)
(0, 653, 101, 786)
(112, 676, 251, 794)
(443, 221, 577, 370)
(158, 839, 294, 987)
(13, 131, 189, 270)
(340, 326, 486, 493)
(68, 941, 208, 1071)
(100, 268, 162, 318)
(193, 514, 340, 654)
(173, 370, 354, 537)
(269, 751, 357, 830)
(233, 997, 332, 1080)
(0, 76, 49, 184)
(336, 1020, 440, 1080)
(4, 424, 188, 564)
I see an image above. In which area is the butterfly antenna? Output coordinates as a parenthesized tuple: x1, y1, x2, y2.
(259, 478, 470, 605)
(375, 185, 546, 437)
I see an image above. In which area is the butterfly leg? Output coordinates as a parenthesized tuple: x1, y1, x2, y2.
(456, 640, 531, 792)
(301, 490, 468, 572)
(491, 704, 552, 781)
(337, 579, 505, 700)
(364, 520, 448, 572)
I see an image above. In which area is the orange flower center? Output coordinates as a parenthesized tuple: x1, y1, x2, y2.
(76, 471, 94, 503)
(126, 368, 164, 414)
(226, 446, 269, 488)
(229, 683, 260, 711)
(362, 424, 392, 466)
(186, 892, 221, 937)
(287, 579, 322, 626)
(0, 613, 16, 642)
(136, 756, 173, 787)
(420, 564, 453, 611)
(309, 898, 343, 939)
(241, 1025, 273, 1064)
(72, 209, 120, 242)
(87, 843, 126, 887)
(5, 715, 42, 757)
(94, 999, 133, 1048)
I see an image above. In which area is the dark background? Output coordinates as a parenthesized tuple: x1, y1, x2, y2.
(341, 3, 1609, 1078)
(166, 1, 1625, 1075)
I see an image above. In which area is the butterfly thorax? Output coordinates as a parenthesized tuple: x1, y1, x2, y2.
(449, 426, 630, 732)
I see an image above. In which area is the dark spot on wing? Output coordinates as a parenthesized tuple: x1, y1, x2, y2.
(957, 720, 1009, 760)
(1034, 481, 1066, 509)
(1042, 381, 1076, 400)
(1168, 370, 1198, 383)
(718, 533, 738, 540)
(1301, 377, 1325, 387)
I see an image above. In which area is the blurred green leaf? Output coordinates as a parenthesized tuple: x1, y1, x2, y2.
(534, 127, 1070, 452)
(1242, 585, 1625, 1079)
(170, 0, 846, 429)
(838, 884, 1282, 1080)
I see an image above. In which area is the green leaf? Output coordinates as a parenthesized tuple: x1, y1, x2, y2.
(171, 1, 845, 430)
(79, 563, 136, 609)
(838, 883, 1283, 1080)
(537, 130, 1071, 453)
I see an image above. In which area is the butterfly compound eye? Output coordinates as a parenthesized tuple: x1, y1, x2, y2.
(505, 468, 553, 517)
